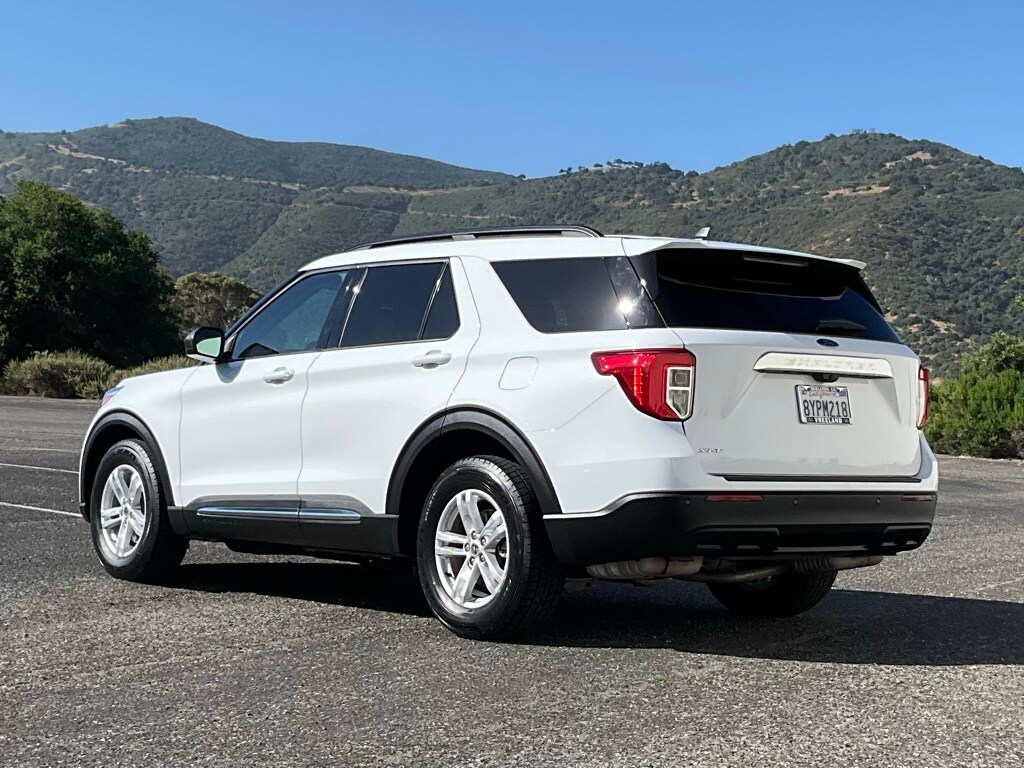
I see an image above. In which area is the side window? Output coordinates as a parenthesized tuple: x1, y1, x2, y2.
(422, 264, 460, 340)
(231, 271, 349, 359)
(493, 257, 661, 333)
(341, 262, 446, 347)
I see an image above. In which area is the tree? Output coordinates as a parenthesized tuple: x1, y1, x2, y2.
(169, 272, 261, 333)
(0, 181, 177, 367)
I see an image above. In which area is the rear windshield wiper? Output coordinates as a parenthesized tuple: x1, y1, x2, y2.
(815, 318, 866, 335)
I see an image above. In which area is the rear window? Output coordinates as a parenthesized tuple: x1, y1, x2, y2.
(629, 249, 900, 343)
(492, 257, 661, 333)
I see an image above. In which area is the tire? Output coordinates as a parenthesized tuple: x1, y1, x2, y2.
(416, 456, 564, 640)
(89, 438, 187, 582)
(707, 570, 837, 618)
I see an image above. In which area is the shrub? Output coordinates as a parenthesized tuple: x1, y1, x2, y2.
(1, 352, 194, 399)
(959, 331, 1024, 378)
(1, 351, 114, 399)
(113, 355, 193, 382)
(925, 369, 1024, 458)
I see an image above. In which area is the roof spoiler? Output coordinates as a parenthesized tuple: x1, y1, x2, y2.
(618, 237, 866, 271)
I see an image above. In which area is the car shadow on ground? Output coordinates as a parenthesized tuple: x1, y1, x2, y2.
(536, 580, 1024, 666)
(167, 560, 1023, 666)
(168, 560, 433, 617)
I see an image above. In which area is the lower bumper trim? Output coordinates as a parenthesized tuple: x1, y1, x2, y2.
(544, 492, 936, 567)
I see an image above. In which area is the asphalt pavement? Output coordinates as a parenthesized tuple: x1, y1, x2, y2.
(0, 395, 1022, 767)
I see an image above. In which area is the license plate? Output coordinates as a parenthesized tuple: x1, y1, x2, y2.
(796, 385, 852, 425)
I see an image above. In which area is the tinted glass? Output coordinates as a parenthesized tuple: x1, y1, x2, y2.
(342, 262, 445, 347)
(493, 257, 661, 333)
(630, 249, 900, 342)
(232, 271, 348, 359)
(422, 265, 460, 340)
(225, 271, 298, 337)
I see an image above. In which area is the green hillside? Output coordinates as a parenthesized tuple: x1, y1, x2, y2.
(1, 121, 1022, 372)
(228, 133, 1024, 371)
(0, 117, 512, 274)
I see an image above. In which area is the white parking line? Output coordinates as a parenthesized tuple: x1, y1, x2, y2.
(0, 462, 78, 475)
(0, 501, 80, 518)
(3, 447, 79, 454)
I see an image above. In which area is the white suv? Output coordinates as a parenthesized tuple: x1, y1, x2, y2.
(79, 226, 937, 639)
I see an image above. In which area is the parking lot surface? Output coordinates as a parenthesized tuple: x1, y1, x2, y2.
(0, 395, 1022, 767)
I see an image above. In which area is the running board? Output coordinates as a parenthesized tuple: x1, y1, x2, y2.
(179, 497, 401, 555)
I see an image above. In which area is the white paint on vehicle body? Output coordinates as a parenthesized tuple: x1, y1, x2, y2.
(81, 232, 938, 523)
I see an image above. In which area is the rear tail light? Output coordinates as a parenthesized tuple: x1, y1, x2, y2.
(592, 348, 695, 421)
(917, 365, 929, 429)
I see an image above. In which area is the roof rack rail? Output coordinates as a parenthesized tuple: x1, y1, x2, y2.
(344, 225, 602, 252)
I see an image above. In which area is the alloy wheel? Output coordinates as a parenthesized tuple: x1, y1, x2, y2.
(97, 464, 147, 560)
(434, 489, 509, 610)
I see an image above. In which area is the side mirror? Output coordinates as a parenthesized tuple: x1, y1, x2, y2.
(184, 326, 225, 362)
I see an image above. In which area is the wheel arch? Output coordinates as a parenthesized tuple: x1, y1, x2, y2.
(387, 407, 562, 557)
(80, 411, 177, 525)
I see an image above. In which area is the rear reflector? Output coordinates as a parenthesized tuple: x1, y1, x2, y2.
(901, 493, 936, 502)
(592, 348, 695, 421)
(917, 366, 929, 429)
(705, 494, 764, 502)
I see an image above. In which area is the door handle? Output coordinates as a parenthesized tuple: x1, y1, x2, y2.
(263, 367, 295, 384)
(412, 350, 452, 369)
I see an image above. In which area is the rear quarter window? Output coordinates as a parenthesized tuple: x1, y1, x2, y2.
(492, 257, 661, 333)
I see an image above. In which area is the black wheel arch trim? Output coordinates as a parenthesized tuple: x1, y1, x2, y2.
(79, 410, 182, 532)
(386, 406, 563, 519)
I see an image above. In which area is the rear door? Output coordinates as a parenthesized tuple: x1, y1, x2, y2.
(625, 243, 923, 480)
(297, 258, 478, 549)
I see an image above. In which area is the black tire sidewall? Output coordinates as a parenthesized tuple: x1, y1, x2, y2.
(708, 570, 837, 618)
(416, 460, 532, 635)
(89, 439, 164, 579)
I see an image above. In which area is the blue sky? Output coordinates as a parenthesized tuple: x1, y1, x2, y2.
(2, 1, 1022, 177)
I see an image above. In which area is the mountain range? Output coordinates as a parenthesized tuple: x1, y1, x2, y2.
(2, 117, 1022, 372)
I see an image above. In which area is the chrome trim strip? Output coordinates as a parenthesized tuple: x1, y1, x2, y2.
(753, 352, 894, 379)
(196, 506, 298, 521)
(718, 474, 921, 483)
(299, 508, 361, 523)
(301, 495, 374, 516)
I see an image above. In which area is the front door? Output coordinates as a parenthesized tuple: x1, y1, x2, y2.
(178, 269, 356, 543)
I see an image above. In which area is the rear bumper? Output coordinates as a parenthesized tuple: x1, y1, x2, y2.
(543, 491, 936, 567)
